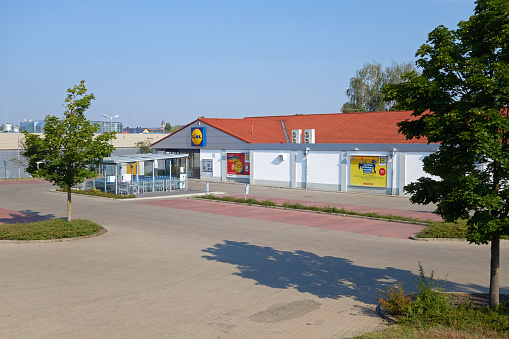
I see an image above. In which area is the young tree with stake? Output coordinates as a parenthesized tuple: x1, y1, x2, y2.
(22, 81, 115, 221)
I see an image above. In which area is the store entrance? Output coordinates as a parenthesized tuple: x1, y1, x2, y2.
(164, 149, 200, 178)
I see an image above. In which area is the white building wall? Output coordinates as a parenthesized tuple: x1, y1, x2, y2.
(252, 150, 292, 187)
(405, 152, 435, 185)
(295, 151, 306, 188)
(306, 151, 341, 190)
(197, 147, 437, 196)
(199, 150, 223, 180)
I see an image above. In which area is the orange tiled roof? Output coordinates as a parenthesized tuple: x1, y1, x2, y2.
(200, 111, 427, 144)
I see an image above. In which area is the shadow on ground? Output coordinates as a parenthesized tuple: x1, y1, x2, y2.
(0, 210, 54, 224)
(202, 240, 488, 303)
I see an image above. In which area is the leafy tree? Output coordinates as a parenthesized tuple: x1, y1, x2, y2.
(164, 123, 181, 133)
(134, 137, 153, 154)
(383, 0, 509, 307)
(341, 61, 416, 113)
(22, 81, 115, 221)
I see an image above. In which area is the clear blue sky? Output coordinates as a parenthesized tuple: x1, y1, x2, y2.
(1, 0, 476, 128)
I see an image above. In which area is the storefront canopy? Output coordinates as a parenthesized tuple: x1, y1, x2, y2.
(102, 153, 188, 164)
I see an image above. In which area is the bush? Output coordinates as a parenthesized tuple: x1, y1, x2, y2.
(406, 263, 452, 324)
(0, 219, 102, 240)
(58, 188, 135, 199)
(378, 282, 413, 316)
(260, 200, 277, 207)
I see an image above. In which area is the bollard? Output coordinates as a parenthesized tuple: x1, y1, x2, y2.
(244, 184, 249, 200)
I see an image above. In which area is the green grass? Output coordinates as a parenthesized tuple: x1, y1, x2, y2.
(58, 188, 135, 199)
(358, 325, 504, 338)
(0, 219, 102, 240)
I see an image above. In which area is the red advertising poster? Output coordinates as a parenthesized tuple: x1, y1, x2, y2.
(227, 153, 250, 176)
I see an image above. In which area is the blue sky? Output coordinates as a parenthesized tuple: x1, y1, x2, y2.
(1, 0, 476, 128)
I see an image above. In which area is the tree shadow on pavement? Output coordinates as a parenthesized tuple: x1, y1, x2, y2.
(0, 210, 54, 224)
(202, 240, 488, 303)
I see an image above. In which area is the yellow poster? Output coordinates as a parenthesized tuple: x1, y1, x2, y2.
(350, 156, 387, 188)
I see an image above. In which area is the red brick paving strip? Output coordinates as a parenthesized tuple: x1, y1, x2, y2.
(137, 199, 425, 239)
(230, 195, 443, 222)
(0, 179, 48, 185)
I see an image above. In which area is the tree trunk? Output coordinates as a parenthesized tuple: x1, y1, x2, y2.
(67, 187, 72, 222)
(490, 234, 500, 307)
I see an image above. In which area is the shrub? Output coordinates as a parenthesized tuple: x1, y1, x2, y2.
(245, 198, 260, 205)
(407, 263, 452, 322)
(378, 282, 413, 316)
(0, 219, 101, 240)
(260, 200, 277, 207)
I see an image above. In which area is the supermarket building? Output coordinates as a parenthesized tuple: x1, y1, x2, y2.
(151, 111, 438, 196)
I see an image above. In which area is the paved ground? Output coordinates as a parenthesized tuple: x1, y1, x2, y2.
(0, 179, 508, 338)
(137, 199, 425, 239)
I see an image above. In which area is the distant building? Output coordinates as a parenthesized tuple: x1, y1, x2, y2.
(91, 121, 123, 134)
(19, 120, 123, 134)
(123, 127, 150, 134)
(20, 120, 45, 133)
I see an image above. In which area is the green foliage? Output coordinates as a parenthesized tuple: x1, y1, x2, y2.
(0, 219, 101, 240)
(260, 200, 277, 206)
(383, 0, 509, 307)
(21, 81, 115, 221)
(383, 1, 509, 246)
(378, 282, 413, 316)
(164, 123, 181, 133)
(416, 219, 469, 239)
(341, 61, 416, 113)
(134, 137, 153, 154)
(57, 188, 135, 199)
(406, 263, 451, 322)
(376, 264, 509, 335)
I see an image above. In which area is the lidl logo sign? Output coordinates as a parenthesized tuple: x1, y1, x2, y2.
(191, 127, 206, 146)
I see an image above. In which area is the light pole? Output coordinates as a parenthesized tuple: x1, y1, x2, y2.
(102, 114, 119, 145)
(17, 119, 29, 178)
(16, 124, 20, 178)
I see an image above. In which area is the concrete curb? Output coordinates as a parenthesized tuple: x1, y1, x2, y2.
(126, 192, 226, 201)
(376, 304, 398, 324)
(0, 227, 107, 244)
(410, 236, 468, 242)
(50, 189, 226, 201)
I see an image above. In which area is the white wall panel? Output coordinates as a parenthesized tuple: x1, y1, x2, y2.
(200, 150, 222, 178)
(406, 152, 434, 185)
(252, 150, 291, 184)
(306, 151, 341, 186)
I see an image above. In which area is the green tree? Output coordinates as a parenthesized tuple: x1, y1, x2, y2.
(22, 81, 115, 221)
(341, 61, 416, 113)
(383, 0, 509, 307)
(134, 137, 153, 154)
(164, 123, 181, 133)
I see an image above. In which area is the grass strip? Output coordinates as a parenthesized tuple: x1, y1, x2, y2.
(194, 194, 471, 239)
(0, 219, 102, 240)
(57, 188, 135, 199)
